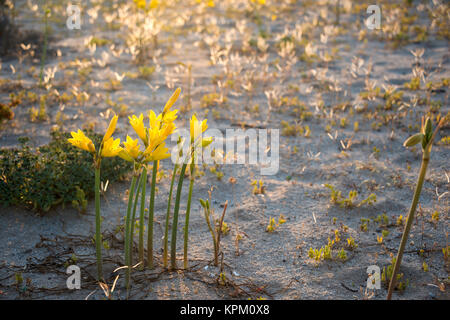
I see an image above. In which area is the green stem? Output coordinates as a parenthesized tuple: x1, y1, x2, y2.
(124, 175, 137, 290)
(39, 5, 49, 88)
(128, 173, 144, 269)
(183, 162, 195, 269)
(204, 207, 218, 266)
(147, 161, 158, 269)
(170, 163, 188, 270)
(94, 165, 103, 281)
(163, 163, 179, 268)
(138, 167, 147, 270)
(387, 151, 429, 300)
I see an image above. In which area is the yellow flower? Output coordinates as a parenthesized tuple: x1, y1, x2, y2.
(129, 114, 147, 143)
(101, 137, 123, 157)
(118, 149, 134, 162)
(201, 137, 213, 148)
(162, 109, 178, 123)
(148, 110, 162, 129)
(103, 115, 118, 143)
(145, 127, 167, 153)
(68, 130, 95, 153)
(149, 0, 159, 9)
(123, 135, 141, 159)
(163, 88, 181, 113)
(144, 142, 171, 162)
(134, 0, 146, 9)
(190, 114, 208, 142)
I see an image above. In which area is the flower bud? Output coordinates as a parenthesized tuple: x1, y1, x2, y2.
(403, 133, 424, 147)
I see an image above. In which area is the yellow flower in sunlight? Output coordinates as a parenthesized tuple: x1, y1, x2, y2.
(149, 110, 162, 129)
(149, 0, 159, 9)
(145, 122, 173, 152)
(101, 137, 122, 158)
(129, 114, 147, 143)
(162, 109, 178, 124)
(68, 130, 95, 153)
(163, 88, 181, 113)
(103, 115, 118, 143)
(118, 149, 134, 162)
(190, 114, 208, 142)
(144, 142, 171, 162)
(123, 135, 141, 159)
(134, 0, 146, 10)
(201, 137, 213, 148)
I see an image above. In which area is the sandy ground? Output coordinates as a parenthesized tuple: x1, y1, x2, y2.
(0, 0, 449, 299)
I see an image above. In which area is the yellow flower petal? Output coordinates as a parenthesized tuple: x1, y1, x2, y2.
(201, 137, 213, 148)
(149, 110, 163, 129)
(103, 115, 118, 142)
(101, 137, 122, 157)
(68, 130, 95, 153)
(129, 114, 147, 143)
(145, 142, 170, 162)
(163, 88, 181, 113)
(123, 135, 141, 159)
(162, 109, 178, 123)
(118, 149, 134, 162)
(190, 114, 208, 142)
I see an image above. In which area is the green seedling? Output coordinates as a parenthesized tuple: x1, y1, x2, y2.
(252, 179, 265, 195)
(347, 237, 358, 250)
(387, 116, 445, 300)
(200, 193, 228, 267)
(266, 214, 286, 233)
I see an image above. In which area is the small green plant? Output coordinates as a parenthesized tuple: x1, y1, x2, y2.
(324, 184, 376, 208)
(360, 218, 369, 232)
(337, 248, 347, 261)
(382, 256, 408, 292)
(404, 77, 420, 90)
(346, 237, 358, 250)
(341, 190, 357, 208)
(0, 95, 20, 121)
(442, 246, 449, 261)
(266, 214, 286, 233)
(359, 193, 377, 206)
(199, 191, 228, 267)
(308, 247, 324, 261)
(252, 179, 265, 195)
(431, 211, 439, 223)
(387, 116, 445, 300)
(72, 186, 88, 213)
(324, 184, 342, 204)
(396, 215, 404, 226)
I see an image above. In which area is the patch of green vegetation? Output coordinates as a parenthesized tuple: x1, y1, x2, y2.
(0, 130, 132, 212)
(381, 256, 408, 291)
(324, 184, 376, 209)
(89, 37, 112, 47)
(0, 94, 20, 122)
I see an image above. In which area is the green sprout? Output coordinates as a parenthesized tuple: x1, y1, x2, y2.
(387, 116, 445, 300)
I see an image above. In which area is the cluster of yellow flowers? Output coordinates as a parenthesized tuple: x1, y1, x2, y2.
(68, 88, 181, 165)
(67, 88, 213, 283)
